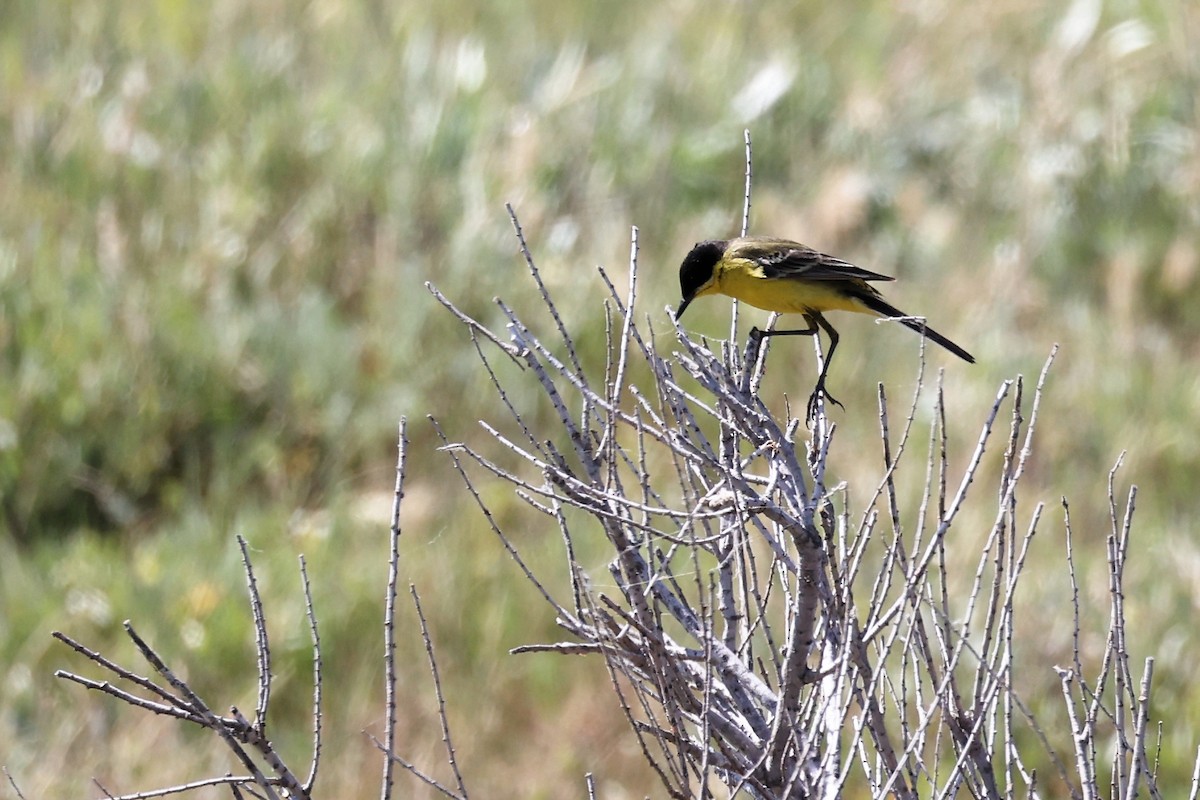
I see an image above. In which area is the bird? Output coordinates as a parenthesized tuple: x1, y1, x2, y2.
(674, 236, 974, 419)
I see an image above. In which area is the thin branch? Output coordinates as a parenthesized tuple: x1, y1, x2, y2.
(236, 534, 271, 731)
(3, 767, 27, 800)
(410, 585, 469, 799)
(299, 555, 324, 795)
(381, 418, 408, 800)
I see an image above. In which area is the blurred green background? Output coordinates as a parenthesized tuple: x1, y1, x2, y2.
(2, 0, 1198, 795)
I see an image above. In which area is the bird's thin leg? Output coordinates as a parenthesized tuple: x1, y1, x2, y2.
(753, 314, 844, 420)
(751, 321, 819, 339)
(748, 321, 819, 381)
(806, 313, 843, 419)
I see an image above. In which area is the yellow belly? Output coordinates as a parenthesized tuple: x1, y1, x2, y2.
(716, 264, 871, 315)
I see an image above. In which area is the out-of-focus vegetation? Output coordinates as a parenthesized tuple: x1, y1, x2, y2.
(1, 0, 1197, 795)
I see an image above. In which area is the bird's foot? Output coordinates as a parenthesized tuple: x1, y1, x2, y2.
(806, 382, 844, 425)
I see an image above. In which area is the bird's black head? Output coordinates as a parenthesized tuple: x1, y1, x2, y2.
(675, 239, 727, 321)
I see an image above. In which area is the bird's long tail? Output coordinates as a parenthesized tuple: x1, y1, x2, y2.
(856, 293, 975, 363)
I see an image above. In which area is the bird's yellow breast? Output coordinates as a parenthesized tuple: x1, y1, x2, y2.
(713, 258, 871, 315)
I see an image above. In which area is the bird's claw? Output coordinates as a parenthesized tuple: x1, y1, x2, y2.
(806, 382, 843, 425)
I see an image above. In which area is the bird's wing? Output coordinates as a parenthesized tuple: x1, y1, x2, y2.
(741, 241, 895, 283)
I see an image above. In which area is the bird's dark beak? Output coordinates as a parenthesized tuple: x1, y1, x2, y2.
(675, 297, 692, 322)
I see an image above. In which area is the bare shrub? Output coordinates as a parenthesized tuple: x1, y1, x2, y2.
(424, 204, 1176, 799)
(42, 199, 1187, 798)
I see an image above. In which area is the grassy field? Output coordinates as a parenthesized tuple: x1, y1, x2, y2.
(2, 0, 1199, 795)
